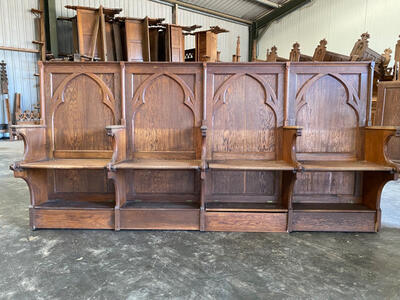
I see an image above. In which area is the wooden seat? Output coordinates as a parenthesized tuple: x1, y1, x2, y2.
(208, 160, 294, 170)
(113, 159, 201, 170)
(300, 160, 394, 172)
(19, 158, 110, 169)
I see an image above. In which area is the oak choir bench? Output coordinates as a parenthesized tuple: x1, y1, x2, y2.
(10, 61, 399, 232)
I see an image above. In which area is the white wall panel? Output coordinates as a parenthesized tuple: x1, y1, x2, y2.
(0, 0, 39, 126)
(258, 0, 400, 61)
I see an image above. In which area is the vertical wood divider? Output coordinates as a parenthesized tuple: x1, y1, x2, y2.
(200, 62, 207, 231)
(120, 62, 126, 126)
(284, 62, 290, 126)
(367, 61, 375, 126)
(39, 61, 45, 125)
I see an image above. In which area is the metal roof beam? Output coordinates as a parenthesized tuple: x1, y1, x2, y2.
(255, 0, 310, 29)
(252, 0, 280, 9)
(153, 0, 253, 25)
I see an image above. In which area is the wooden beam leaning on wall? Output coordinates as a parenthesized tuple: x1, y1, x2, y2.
(31, 0, 46, 61)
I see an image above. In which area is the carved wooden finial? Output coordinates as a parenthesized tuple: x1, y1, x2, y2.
(266, 45, 278, 62)
(289, 42, 300, 62)
(361, 32, 370, 41)
(350, 32, 370, 61)
(236, 36, 241, 59)
(313, 38, 327, 61)
(382, 48, 392, 68)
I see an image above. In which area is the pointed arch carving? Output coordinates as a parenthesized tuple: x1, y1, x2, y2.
(213, 73, 279, 120)
(50, 72, 117, 119)
(296, 73, 361, 121)
(131, 72, 198, 121)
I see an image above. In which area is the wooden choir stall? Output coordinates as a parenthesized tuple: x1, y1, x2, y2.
(10, 61, 399, 232)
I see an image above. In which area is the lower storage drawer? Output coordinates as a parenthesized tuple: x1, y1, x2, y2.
(205, 212, 288, 232)
(292, 211, 377, 232)
(32, 208, 114, 229)
(120, 209, 199, 230)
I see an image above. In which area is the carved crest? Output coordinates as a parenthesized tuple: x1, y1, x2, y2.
(290, 42, 300, 62)
(313, 39, 327, 61)
(350, 32, 370, 61)
(266, 46, 278, 62)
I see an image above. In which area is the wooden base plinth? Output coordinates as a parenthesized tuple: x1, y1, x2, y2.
(31, 208, 114, 230)
(205, 212, 288, 232)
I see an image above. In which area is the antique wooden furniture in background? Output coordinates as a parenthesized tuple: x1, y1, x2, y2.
(66, 5, 122, 61)
(117, 17, 164, 62)
(194, 26, 228, 62)
(232, 36, 241, 62)
(312, 39, 351, 62)
(11, 61, 398, 232)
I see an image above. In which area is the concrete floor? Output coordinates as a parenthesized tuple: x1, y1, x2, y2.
(1, 140, 400, 300)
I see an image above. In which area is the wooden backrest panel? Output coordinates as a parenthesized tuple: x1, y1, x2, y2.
(289, 63, 371, 161)
(374, 81, 400, 162)
(167, 25, 184, 62)
(206, 63, 285, 160)
(125, 63, 203, 160)
(123, 19, 150, 62)
(42, 62, 122, 158)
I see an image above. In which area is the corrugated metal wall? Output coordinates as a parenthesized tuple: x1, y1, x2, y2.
(56, 0, 249, 62)
(258, 0, 400, 61)
(0, 0, 39, 127)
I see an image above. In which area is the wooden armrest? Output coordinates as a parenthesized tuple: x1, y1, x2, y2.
(365, 126, 400, 171)
(11, 125, 47, 165)
(106, 125, 126, 164)
(282, 126, 303, 170)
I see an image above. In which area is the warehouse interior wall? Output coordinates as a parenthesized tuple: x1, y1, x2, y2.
(0, 0, 39, 126)
(258, 0, 400, 61)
